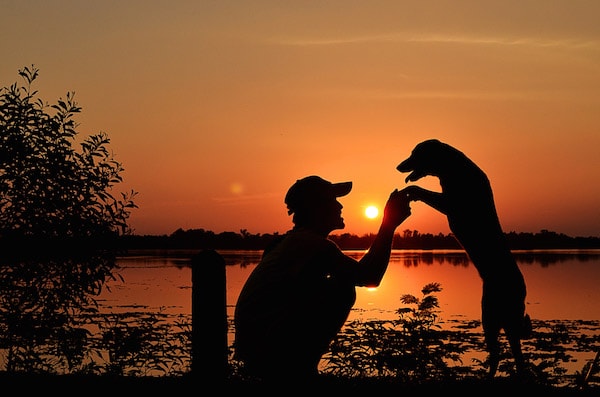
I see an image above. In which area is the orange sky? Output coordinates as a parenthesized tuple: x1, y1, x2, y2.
(2, 1, 599, 237)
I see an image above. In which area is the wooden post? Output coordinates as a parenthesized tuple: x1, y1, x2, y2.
(191, 249, 228, 384)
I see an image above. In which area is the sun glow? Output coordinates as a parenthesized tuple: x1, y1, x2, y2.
(365, 205, 379, 219)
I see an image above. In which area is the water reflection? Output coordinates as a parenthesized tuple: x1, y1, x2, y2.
(217, 249, 600, 323)
(111, 249, 600, 324)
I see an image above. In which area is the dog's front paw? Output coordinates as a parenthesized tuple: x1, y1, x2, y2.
(399, 185, 426, 201)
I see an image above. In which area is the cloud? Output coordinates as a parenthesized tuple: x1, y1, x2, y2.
(309, 86, 565, 102)
(364, 89, 554, 101)
(410, 34, 599, 50)
(270, 32, 599, 51)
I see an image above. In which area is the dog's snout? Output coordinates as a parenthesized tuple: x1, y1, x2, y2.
(397, 158, 411, 172)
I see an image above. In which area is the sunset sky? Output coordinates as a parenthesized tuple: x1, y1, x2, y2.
(2, 1, 599, 238)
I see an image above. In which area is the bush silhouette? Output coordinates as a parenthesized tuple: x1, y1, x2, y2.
(0, 65, 137, 373)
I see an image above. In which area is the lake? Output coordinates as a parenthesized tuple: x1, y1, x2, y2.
(99, 249, 600, 379)
(104, 249, 600, 323)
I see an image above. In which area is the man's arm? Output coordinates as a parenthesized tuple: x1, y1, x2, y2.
(356, 189, 411, 287)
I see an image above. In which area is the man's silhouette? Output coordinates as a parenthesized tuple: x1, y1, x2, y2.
(233, 175, 411, 383)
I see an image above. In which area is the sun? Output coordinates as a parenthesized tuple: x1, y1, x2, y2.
(364, 205, 379, 219)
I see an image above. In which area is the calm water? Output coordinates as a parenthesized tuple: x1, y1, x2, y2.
(103, 249, 600, 324)
(99, 249, 599, 378)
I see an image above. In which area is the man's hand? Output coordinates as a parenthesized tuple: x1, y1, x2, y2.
(382, 189, 412, 227)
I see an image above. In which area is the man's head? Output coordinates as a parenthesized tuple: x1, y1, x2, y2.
(285, 175, 352, 232)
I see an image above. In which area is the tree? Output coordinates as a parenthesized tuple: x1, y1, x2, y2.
(0, 65, 137, 373)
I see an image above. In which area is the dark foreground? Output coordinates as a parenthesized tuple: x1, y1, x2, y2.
(2, 374, 597, 396)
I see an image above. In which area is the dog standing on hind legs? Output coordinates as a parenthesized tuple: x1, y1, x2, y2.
(397, 139, 532, 378)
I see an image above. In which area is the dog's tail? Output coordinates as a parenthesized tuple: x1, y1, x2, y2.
(520, 313, 533, 339)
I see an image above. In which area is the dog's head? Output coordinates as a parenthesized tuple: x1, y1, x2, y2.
(397, 139, 450, 183)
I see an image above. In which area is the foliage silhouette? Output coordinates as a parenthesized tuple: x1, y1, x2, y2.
(228, 281, 599, 388)
(320, 282, 468, 382)
(0, 65, 137, 372)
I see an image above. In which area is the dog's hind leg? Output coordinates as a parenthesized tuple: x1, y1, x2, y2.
(484, 327, 501, 378)
(482, 295, 503, 378)
(507, 314, 533, 377)
(508, 336, 526, 372)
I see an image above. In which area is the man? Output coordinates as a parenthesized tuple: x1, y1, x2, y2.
(233, 175, 411, 383)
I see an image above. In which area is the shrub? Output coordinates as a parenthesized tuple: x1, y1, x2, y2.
(0, 65, 137, 372)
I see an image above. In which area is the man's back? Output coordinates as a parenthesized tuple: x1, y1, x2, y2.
(233, 229, 356, 381)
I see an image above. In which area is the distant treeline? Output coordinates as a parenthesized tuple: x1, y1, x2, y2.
(120, 228, 600, 251)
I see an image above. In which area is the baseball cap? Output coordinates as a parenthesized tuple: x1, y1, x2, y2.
(284, 175, 352, 215)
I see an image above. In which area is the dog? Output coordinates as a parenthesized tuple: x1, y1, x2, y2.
(397, 139, 531, 378)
